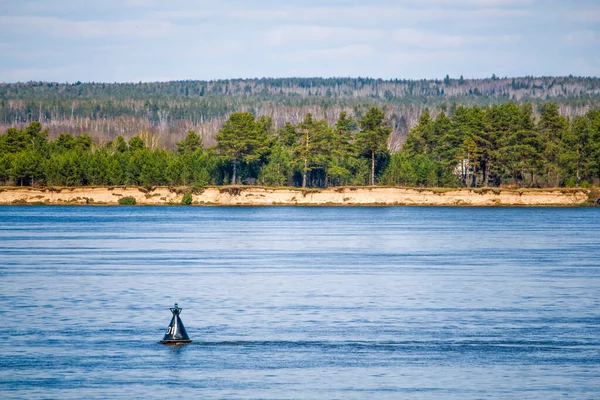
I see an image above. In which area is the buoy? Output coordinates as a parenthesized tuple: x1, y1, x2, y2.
(160, 303, 192, 345)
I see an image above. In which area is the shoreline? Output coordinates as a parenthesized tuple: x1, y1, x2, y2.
(0, 186, 595, 207)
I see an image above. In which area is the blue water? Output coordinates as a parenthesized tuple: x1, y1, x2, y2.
(0, 206, 599, 399)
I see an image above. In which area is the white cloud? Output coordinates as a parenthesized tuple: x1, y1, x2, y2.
(391, 29, 520, 48)
(385, 49, 468, 64)
(239, 5, 530, 25)
(276, 44, 374, 62)
(262, 26, 382, 47)
(145, 3, 531, 26)
(0, 16, 181, 40)
(563, 31, 600, 46)
(259, 25, 521, 49)
(0, 0, 596, 81)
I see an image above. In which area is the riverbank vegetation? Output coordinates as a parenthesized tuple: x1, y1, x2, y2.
(0, 102, 599, 189)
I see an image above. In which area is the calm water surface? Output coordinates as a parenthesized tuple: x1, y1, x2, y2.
(0, 206, 599, 399)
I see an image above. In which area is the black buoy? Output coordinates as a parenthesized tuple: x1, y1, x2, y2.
(160, 303, 192, 345)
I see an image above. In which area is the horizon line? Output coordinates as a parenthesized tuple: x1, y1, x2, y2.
(1, 74, 599, 86)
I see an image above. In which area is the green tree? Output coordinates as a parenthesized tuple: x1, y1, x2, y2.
(106, 157, 124, 185)
(0, 154, 13, 183)
(25, 121, 49, 153)
(177, 130, 203, 154)
(497, 103, 541, 187)
(189, 150, 217, 188)
(333, 111, 356, 156)
(46, 152, 81, 186)
(54, 133, 77, 152)
(248, 115, 274, 165)
(538, 102, 568, 187)
(216, 112, 271, 185)
(356, 106, 392, 185)
(585, 109, 600, 183)
(381, 151, 417, 186)
(327, 111, 356, 186)
(216, 112, 255, 184)
(432, 111, 461, 177)
(165, 154, 189, 185)
(12, 152, 33, 186)
(1, 128, 29, 154)
(113, 136, 129, 153)
(294, 113, 332, 187)
(296, 113, 314, 188)
(259, 144, 292, 187)
(128, 136, 145, 152)
(403, 110, 433, 156)
(76, 133, 93, 151)
(81, 150, 109, 185)
(565, 112, 596, 186)
(413, 154, 440, 187)
(277, 122, 297, 147)
(461, 106, 488, 187)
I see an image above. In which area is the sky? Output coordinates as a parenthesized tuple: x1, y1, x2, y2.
(0, 0, 599, 83)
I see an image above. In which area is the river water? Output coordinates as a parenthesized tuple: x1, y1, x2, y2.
(0, 206, 599, 399)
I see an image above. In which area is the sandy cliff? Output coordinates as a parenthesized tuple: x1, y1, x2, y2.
(0, 186, 593, 206)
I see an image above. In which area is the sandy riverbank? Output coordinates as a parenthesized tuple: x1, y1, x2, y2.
(0, 186, 594, 206)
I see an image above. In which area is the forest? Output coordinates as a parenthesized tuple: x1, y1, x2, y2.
(1, 76, 600, 152)
(1, 102, 599, 189)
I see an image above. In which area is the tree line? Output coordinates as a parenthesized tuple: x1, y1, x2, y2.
(2, 76, 599, 153)
(388, 103, 600, 188)
(0, 102, 598, 189)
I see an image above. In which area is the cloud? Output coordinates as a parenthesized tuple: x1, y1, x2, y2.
(142, 2, 531, 27)
(260, 25, 521, 50)
(564, 31, 600, 46)
(276, 45, 374, 62)
(392, 29, 520, 48)
(262, 26, 382, 47)
(0, 16, 181, 40)
(385, 49, 468, 64)
(237, 5, 530, 25)
(0, 0, 597, 82)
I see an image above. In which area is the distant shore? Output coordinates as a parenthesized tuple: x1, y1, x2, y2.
(0, 186, 596, 207)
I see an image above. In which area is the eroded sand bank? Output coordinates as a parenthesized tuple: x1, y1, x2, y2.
(0, 186, 593, 206)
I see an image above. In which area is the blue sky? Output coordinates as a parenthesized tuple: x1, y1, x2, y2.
(0, 0, 599, 82)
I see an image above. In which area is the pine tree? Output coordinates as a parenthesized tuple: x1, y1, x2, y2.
(356, 106, 392, 185)
(177, 130, 203, 155)
(538, 102, 568, 186)
(216, 112, 271, 185)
